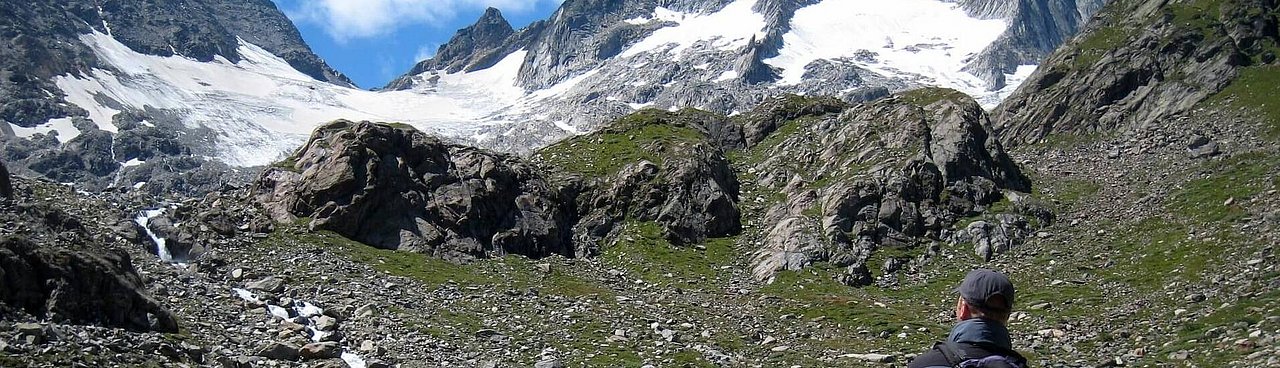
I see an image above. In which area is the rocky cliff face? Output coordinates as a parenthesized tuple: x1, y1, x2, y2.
(737, 91, 1035, 286)
(0, 0, 350, 126)
(960, 0, 1110, 89)
(254, 120, 575, 261)
(993, 0, 1280, 147)
(0, 0, 351, 196)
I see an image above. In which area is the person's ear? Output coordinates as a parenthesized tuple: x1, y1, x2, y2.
(956, 297, 972, 321)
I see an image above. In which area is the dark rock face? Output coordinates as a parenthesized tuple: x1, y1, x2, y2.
(733, 37, 781, 85)
(0, 159, 11, 199)
(746, 91, 1030, 285)
(993, 0, 1280, 147)
(0, 235, 178, 332)
(253, 121, 573, 261)
(0, 188, 179, 333)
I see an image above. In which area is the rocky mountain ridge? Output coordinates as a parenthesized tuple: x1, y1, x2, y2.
(994, 0, 1280, 147)
(0, 0, 1106, 197)
(389, 0, 1108, 152)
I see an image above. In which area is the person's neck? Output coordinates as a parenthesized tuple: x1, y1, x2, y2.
(949, 318, 1012, 350)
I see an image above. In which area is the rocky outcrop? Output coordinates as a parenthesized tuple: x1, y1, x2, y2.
(253, 120, 573, 261)
(0, 236, 177, 332)
(752, 0, 821, 56)
(733, 38, 781, 85)
(739, 94, 848, 147)
(535, 109, 742, 255)
(744, 90, 1032, 285)
(993, 0, 1280, 147)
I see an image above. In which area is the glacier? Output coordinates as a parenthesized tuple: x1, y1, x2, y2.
(45, 31, 540, 167)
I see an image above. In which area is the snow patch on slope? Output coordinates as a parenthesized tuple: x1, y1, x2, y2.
(768, 0, 1009, 105)
(621, 0, 766, 58)
(9, 118, 80, 142)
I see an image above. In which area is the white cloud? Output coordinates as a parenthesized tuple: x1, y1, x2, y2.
(285, 0, 563, 42)
(414, 43, 439, 62)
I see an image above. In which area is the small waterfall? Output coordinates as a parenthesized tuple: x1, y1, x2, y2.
(134, 207, 184, 264)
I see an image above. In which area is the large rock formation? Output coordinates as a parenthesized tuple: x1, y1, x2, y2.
(993, 0, 1280, 147)
(0, 236, 178, 332)
(743, 91, 1032, 286)
(0, 184, 178, 333)
(253, 120, 574, 261)
(536, 109, 743, 256)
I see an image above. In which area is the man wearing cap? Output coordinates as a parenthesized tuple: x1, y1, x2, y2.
(908, 269, 1029, 368)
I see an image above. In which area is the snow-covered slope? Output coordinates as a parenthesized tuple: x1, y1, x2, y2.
(388, 0, 1096, 152)
(769, 0, 1012, 100)
(43, 32, 548, 167)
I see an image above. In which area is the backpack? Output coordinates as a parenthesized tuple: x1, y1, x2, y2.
(935, 340, 1029, 368)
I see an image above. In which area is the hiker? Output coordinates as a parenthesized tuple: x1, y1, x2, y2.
(908, 269, 1028, 368)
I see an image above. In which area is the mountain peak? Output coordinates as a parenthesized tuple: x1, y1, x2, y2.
(481, 6, 505, 20)
(386, 5, 517, 82)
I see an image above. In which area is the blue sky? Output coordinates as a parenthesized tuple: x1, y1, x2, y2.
(270, 0, 563, 89)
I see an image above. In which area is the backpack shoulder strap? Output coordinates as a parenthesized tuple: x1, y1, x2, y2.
(937, 341, 1029, 368)
(936, 340, 968, 365)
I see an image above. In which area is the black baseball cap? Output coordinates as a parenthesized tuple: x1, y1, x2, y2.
(957, 269, 1015, 312)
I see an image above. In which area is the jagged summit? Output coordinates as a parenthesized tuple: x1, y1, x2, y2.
(392, 7, 517, 79)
